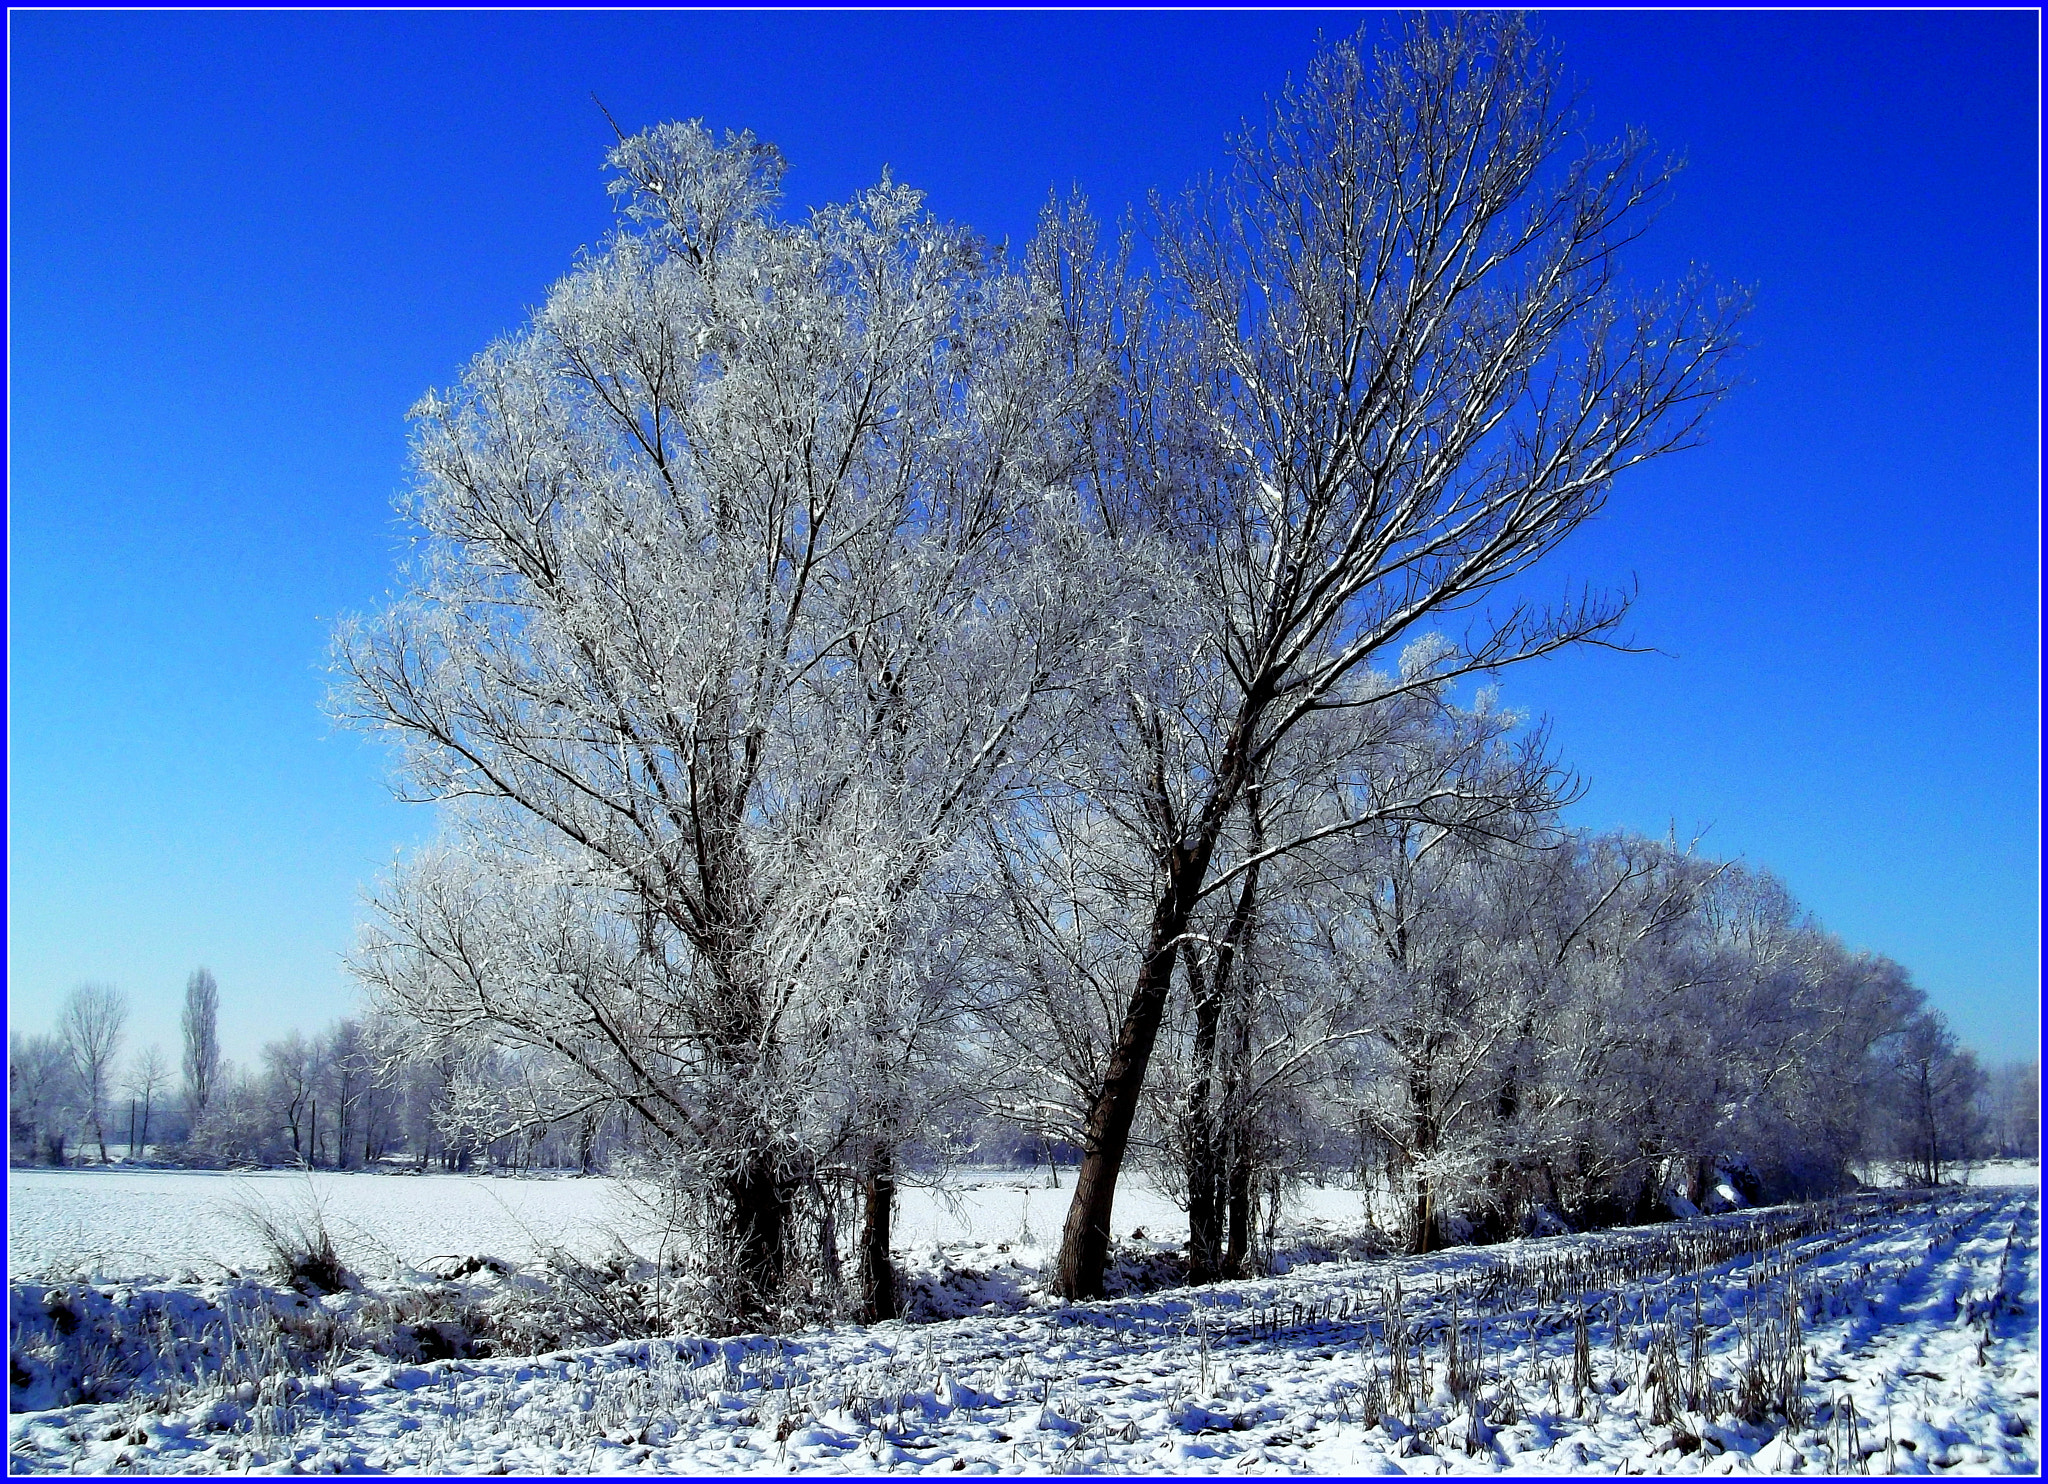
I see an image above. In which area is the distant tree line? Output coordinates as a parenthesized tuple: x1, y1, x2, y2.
(8, 967, 641, 1174)
(11, 960, 2027, 1195)
(12, 947, 2027, 1195)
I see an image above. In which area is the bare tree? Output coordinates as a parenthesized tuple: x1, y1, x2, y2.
(123, 1043, 172, 1157)
(1046, 14, 1746, 1297)
(320, 1019, 375, 1170)
(1885, 1011, 1987, 1187)
(262, 1032, 318, 1163)
(59, 982, 128, 1163)
(181, 967, 221, 1126)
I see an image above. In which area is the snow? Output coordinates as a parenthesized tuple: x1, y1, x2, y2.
(8, 1174, 2038, 1475)
(1859, 1160, 2040, 1191)
(1959, 1160, 2039, 1189)
(6, 1169, 665, 1282)
(6, 1166, 1369, 1287)
(892, 1169, 1364, 1251)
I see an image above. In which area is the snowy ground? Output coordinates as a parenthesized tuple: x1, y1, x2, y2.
(8, 1177, 2038, 1474)
(1885, 1160, 2039, 1191)
(1963, 1160, 2040, 1188)
(7, 1168, 670, 1281)
(5, 1166, 1368, 1286)
(893, 1168, 1365, 1250)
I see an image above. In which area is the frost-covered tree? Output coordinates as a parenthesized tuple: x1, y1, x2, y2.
(318, 1017, 396, 1169)
(1980, 1060, 2040, 1160)
(59, 982, 128, 1164)
(1171, 690, 1564, 1270)
(1044, 13, 1746, 1297)
(180, 967, 221, 1126)
(1329, 822, 1557, 1251)
(10, 1031, 81, 1166)
(1882, 1011, 1987, 1187)
(185, 1061, 278, 1167)
(337, 121, 1112, 1324)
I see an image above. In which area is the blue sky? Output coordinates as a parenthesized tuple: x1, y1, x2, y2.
(8, 11, 2038, 1070)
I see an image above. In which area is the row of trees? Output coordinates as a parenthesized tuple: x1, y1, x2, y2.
(9, 936, 2022, 1199)
(217, 1018, 647, 1174)
(990, 814, 2012, 1264)
(316, 13, 2031, 1332)
(9, 969, 217, 1166)
(8, 974, 643, 1175)
(1980, 1060, 2040, 1161)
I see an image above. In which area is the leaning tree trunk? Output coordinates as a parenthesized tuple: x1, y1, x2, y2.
(1055, 707, 1255, 1300)
(1054, 815, 1205, 1297)
(1054, 920, 1182, 1299)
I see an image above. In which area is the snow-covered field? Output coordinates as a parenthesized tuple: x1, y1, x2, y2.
(5, 1168, 708, 1282)
(1908, 1160, 2038, 1191)
(892, 1169, 1364, 1254)
(8, 1169, 2039, 1475)
(5, 1166, 1368, 1284)
(13, 1161, 2025, 1283)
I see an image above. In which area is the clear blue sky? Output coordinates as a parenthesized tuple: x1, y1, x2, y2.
(8, 11, 2038, 1071)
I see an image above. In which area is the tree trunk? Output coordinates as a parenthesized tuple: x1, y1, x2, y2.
(1183, 1109, 1224, 1283)
(1179, 830, 1262, 1287)
(858, 1155, 899, 1322)
(726, 1156, 788, 1328)
(1224, 1139, 1253, 1278)
(1182, 948, 1225, 1285)
(1053, 700, 1255, 1300)
(1408, 1059, 1436, 1256)
(1540, 1159, 1566, 1224)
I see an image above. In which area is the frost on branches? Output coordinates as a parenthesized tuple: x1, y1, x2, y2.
(335, 121, 1118, 1328)
(326, 15, 1982, 1337)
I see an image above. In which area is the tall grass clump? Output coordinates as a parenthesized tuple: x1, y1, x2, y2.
(225, 1180, 354, 1295)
